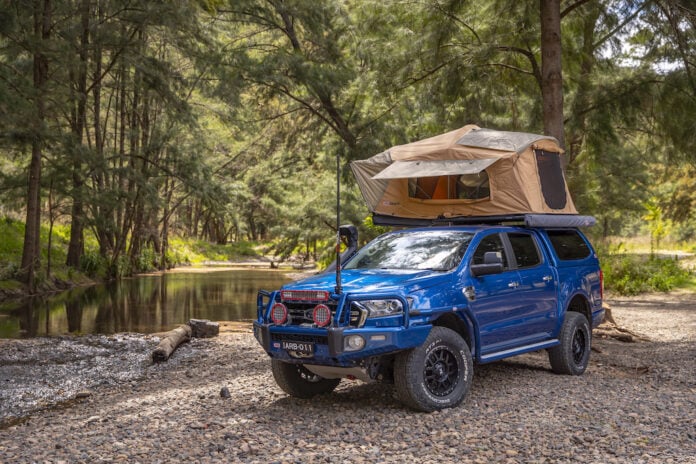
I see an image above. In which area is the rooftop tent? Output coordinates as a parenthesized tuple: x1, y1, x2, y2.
(350, 125, 578, 222)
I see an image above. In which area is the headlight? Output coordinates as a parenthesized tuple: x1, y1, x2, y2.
(353, 299, 403, 318)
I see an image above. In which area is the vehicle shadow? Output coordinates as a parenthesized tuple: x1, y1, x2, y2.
(263, 353, 557, 414)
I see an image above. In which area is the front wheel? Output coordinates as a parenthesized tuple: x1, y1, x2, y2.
(271, 360, 341, 399)
(548, 311, 591, 375)
(394, 327, 473, 412)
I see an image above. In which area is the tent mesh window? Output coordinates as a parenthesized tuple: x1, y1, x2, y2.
(534, 149, 567, 209)
(408, 171, 490, 201)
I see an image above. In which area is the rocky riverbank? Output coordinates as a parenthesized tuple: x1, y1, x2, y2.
(1, 293, 695, 463)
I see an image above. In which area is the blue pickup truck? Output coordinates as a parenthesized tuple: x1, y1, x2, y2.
(253, 221, 604, 411)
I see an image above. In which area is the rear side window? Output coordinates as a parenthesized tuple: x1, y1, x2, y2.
(508, 233, 541, 268)
(546, 230, 590, 260)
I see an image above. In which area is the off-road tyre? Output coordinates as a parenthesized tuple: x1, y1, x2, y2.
(548, 311, 591, 375)
(394, 327, 473, 412)
(271, 360, 341, 399)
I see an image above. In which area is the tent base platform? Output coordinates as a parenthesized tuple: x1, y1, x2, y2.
(372, 213, 596, 228)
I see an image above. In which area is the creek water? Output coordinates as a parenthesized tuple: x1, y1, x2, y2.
(0, 268, 293, 339)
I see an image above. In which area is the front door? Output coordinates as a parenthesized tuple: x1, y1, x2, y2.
(465, 233, 521, 354)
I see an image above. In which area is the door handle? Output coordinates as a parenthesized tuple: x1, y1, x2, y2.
(507, 281, 520, 288)
(542, 275, 553, 282)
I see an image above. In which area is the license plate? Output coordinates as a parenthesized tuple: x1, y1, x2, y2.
(281, 340, 314, 355)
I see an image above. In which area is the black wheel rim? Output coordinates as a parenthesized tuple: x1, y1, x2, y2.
(424, 346, 459, 397)
(571, 328, 586, 364)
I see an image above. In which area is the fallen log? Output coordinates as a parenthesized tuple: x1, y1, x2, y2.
(593, 302, 650, 343)
(602, 302, 616, 325)
(152, 324, 192, 363)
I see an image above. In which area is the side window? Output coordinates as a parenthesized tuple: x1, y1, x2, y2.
(457, 171, 490, 200)
(472, 234, 509, 269)
(408, 172, 491, 201)
(546, 230, 591, 260)
(534, 149, 567, 209)
(508, 233, 541, 268)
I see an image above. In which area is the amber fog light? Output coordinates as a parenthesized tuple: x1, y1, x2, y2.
(344, 335, 366, 352)
(313, 304, 332, 327)
(271, 303, 288, 325)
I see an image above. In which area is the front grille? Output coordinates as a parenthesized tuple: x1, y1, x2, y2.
(282, 302, 342, 326)
(269, 297, 365, 327)
(271, 333, 328, 344)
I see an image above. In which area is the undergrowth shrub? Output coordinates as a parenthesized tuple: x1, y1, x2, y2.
(134, 246, 157, 273)
(80, 251, 107, 278)
(0, 263, 19, 281)
(601, 253, 692, 295)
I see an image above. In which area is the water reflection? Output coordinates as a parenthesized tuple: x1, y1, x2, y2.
(0, 269, 292, 338)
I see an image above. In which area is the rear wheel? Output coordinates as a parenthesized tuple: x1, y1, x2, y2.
(394, 327, 473, 412)
(271, 360, 341, 398)
(548, 312, 591, 375)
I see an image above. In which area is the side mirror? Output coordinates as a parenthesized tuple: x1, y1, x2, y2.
(470, 251, 504, 277)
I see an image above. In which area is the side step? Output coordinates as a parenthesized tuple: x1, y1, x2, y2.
(479, 339, 559, 364)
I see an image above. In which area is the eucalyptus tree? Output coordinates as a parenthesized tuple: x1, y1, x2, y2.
(195, 0, 392, 255)
(0, 0, 55, 289)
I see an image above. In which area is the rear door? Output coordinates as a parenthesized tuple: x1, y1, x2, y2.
(506, 231, 558, 340)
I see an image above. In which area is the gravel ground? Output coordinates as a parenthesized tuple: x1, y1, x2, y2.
(1, 293, 695, 463)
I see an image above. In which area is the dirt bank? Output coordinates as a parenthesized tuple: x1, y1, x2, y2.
(0, 292, 695, 463)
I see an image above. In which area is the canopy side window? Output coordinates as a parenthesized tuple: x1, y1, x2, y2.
(534, 149, 567, 209)
(408, 171, 490, 201)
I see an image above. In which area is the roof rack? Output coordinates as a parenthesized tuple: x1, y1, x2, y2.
(372, 213, 596, 228)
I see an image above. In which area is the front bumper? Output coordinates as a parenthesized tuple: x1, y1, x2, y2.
(253, 322, 431, 367)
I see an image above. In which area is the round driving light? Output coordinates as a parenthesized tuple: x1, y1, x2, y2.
(270, 303, 288, 325)
(345, 335, 366, 351)
(313, 304, 332, 327)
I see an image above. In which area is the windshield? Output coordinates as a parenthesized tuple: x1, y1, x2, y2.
(343, 230, 473, 271)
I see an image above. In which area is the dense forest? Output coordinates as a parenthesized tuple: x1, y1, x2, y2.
(0, 0, 694, 289)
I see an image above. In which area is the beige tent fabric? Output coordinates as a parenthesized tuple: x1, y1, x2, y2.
(350, 125, 577, 220)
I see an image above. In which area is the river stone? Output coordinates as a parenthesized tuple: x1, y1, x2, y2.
(188, 319, 220, 338)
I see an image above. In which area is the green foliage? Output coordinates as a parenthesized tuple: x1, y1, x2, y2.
(168, 237, 259, 265)
(0, 279, 22, 291)
(642, 199, 671, 254)
(0, 217, 25, 263)
(601, 251, 693, 296)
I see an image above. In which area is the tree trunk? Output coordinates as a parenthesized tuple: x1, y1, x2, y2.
(46, 179, 55, 278)
(66, 0, 91, 268)
(567, 7, 599, 165)
(160, 177, 172, 270)
(92, 5, 113, 258)
(20, 0, 52, 290)
(540, 0, 565, 160)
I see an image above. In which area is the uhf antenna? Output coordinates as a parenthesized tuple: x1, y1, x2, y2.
(335, 151, 342, 294)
